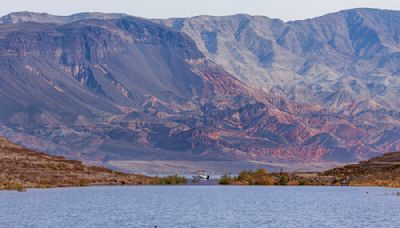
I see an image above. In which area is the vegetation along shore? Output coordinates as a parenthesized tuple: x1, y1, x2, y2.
(220, 152, 400, 188)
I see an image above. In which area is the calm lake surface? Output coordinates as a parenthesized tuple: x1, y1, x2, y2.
(0, 186, 399, 228)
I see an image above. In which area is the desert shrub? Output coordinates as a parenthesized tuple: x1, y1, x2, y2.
(277, 174, 289, 185)
(155, 175, 187, 185)
(254, 176, 275, 185)
(37, 180, 51, 188)
(75, 179, 89, 187)
(298, 179, 308, 186)
(237, 171, 252, 184)
(4, 182, 26, 191)
(255, 168, 268, 176)
(219, 174, 234, 185)
(224, 169, 272, 185)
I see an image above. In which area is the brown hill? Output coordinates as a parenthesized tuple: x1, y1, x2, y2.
(321, 152, 400, 187)
(0, 137, 154, 190)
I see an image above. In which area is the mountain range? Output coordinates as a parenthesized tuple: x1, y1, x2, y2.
(0, 9, 399, 169)
(158, 9, 400, 112)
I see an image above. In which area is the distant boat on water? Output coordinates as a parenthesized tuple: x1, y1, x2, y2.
(192, 170, 210, 181)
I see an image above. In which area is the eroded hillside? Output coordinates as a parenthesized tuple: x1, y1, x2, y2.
(0, 137, 153, 190)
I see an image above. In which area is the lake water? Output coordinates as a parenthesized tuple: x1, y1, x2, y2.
(0, 186, 399, 228)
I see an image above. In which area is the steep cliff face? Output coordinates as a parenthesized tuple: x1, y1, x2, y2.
(0, 12, 396, 164)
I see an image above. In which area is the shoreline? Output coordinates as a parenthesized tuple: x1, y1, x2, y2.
(1, 185, 399, 192)
(2, 137, 400, 191)
(2, 178, 400, 192)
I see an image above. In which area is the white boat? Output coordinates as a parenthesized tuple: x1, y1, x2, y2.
(192, 171, 210, 181)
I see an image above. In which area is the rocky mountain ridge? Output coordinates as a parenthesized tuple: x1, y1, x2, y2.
(0, 11, 128, 24)
(0, 10, 398, 164)
(158, 8, 400, 118)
